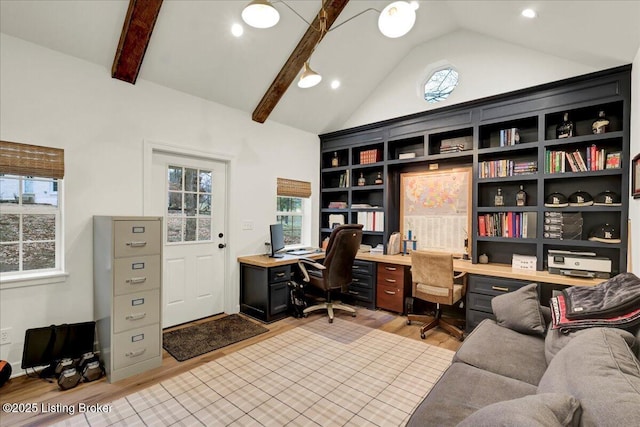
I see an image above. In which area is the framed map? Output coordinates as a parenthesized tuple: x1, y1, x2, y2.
(400, 167, 472, 256)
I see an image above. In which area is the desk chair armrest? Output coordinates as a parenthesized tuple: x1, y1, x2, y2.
(298, 258, 326, 282)
(453, 271, 466, 279)
(454, 271, 468, 295)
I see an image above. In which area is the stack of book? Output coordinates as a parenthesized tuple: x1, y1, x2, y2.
(478, 159, 538, 178)
(359, 149, 381, 164)
(356, 211, 384, 232)
(543, 212, 583, 240)
(328, 201, 347, 209)
(546, 146, 622, 173)
(440, 143, 465, 154)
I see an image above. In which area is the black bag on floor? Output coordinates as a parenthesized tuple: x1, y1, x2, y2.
(288, 281, 307, 318)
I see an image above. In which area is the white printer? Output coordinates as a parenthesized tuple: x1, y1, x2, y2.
(547, 250, 612, 279)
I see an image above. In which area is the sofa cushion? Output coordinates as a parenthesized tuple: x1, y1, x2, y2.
(456, 393, 581, 427)
(454, 319, 546, 385)
(406, 362, 537, 427)
(491, 282, 546, 335)
(544, 326, 579, 365)
(538, 327, 640, 426)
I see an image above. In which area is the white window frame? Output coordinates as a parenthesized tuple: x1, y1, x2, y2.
(0, 175, 66, 289)
(276, 195, 311, 248)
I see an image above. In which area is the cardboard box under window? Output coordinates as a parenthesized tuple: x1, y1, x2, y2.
(512, 254, 537, 271)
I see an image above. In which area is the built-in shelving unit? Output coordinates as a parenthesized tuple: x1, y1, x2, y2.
(320, 65, 631, 275)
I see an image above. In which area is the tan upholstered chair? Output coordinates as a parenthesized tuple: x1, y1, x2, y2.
(407, 250, 467, 340)
(298, 224, 363, 323)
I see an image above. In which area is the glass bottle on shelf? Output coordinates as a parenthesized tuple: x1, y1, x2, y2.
(374, 171, 383, 185)
(331, 152, 339, 167)
(494, 188, 504, 207)
(357, 173, 366, 186)
(516, 185, 527, 206)
(556, 112, 574, 139)
(592, 110, 609, 134)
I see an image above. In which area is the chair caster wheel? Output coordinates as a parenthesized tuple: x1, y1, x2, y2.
(329, 318, 333, 323)
(407, 320, 412, 325)
(420, 332, 426, 339)
(351, 313, 356, 317)
(303, 313, 308, 318)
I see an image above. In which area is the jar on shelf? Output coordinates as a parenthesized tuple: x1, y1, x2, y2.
(374, 172, 383, 185)
(516, 185, 527, 206)
(556, 112, 574, 138)
(592, 110, 609, 134)
(357, 173, 366, 186)
(331, 152, 339, 167)
(494, 188, 504, 207)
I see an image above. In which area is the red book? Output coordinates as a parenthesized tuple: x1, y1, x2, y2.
(478, 215, 486, 237)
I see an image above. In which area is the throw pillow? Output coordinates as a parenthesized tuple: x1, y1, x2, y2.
(544, 326, 578, 365)
(491, 283, 546, 335)
(456, 393, 581, 427)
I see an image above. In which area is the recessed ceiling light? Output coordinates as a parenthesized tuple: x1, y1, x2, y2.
(521, 8, 537, 19)
(231, 23, 244, 37)
(331, 80, 341, 90)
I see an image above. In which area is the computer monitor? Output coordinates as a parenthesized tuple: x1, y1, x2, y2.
(269, 223, 285, 258)
(21, 321, 96, 377)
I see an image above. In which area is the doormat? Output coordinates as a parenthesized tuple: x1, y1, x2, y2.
(162, 314, 269, 362)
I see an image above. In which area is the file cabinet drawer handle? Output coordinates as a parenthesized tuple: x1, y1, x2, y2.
(385, 267, 397, 271)
(348, 290, 360, 295)
(352, 266, 360, 270)
(275, 272, 286, 278)
(385, 278, 397, 283)
(352, 278, 359, 282)
(126, 277, 147, 284)
(125, 348, 146, 358)
(126, 241, 147, 248)
(384, 290, 396, 295)
(492, 286, 510, 292)
(126, 313, 147, 321)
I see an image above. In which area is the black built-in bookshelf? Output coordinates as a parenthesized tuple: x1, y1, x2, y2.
(320, 65, 631, 274)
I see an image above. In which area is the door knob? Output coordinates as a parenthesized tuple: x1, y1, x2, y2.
(218, 243, 226, 249)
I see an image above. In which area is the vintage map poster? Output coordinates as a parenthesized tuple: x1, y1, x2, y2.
(400, 168, 471, 255)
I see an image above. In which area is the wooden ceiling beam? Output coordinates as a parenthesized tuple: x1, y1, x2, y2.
(112, 0, 163, 84)
(252, 0, 350, 124)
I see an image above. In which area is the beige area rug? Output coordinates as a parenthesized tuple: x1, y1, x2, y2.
(52, 318, 454, 427)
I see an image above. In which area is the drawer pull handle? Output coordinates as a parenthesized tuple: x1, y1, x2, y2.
(125, 349, 146, 358)
(385, 267, 397, 271)
(126, 277, 147, 284)
(492, 286, 510, 292)
(385, 278, 396, 283)
(275, 272, 285, 278)
(348, 290, 360, 295)
(127, 241, 147, 248)
(126, 313, 147, 321)
(352, 278, 359, 282)
(353, 266, 360, 270)
(384, 290, 396, 295)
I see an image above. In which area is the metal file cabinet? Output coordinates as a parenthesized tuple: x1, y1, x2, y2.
(94, 216, 162, 382)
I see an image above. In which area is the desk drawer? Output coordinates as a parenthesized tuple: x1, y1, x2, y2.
(351, 273, 374, 289)
(346, 283, 374, 303)
(377, 263, 405, 285)
(269, 265, 291, 283)
(468, 275, 532, 297)
(377, 283, 405, 313)
(352, 260, 374, 276)
(466, 309, 496, 333)
(467, 292, 494, 314)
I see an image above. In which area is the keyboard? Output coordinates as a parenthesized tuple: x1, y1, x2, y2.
(288, 249, 318, 256)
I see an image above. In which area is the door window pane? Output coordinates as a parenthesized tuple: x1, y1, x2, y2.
(199, 171, 212, 193)
(168, 166, 182, 191)
(199, 195, 211, 215)
(166, 165, 213, 243)
(198, 218, 211, 241)
(185, 168, 198, 192)
(167, 217, 182, 242)
(185, 218, 197, 242)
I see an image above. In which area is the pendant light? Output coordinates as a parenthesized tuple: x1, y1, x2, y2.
(378, 1, 417, 38)
(298, 61, 322, 88)
(242, 0, 280, 29)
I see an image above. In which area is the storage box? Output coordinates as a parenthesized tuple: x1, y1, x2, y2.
(512, 254, 537, 271)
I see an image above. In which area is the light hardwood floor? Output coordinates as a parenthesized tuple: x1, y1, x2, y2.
(0, 309, 461, 427)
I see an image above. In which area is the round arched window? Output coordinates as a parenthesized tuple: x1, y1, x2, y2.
(424, 67, 459, 103)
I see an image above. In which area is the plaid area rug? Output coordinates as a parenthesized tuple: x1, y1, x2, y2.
(162, 314, 269, 361)
(54, 317, 454, 427)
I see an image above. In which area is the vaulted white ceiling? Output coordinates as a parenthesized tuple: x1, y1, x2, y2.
(1, 1, 639, 134)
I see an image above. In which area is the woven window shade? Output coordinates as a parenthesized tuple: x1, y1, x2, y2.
(277, 178, 311, 198)
(0, 140, 65, 179)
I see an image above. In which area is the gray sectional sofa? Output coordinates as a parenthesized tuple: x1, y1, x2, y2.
(407, 283, 640, 427)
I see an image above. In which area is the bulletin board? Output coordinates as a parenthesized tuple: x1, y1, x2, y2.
(400, 167, 472, 256)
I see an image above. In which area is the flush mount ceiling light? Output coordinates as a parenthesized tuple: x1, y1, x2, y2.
(298, 61, 323, 88)
(521, 8, 537, 18)
(242, 0, 280, 29)
(378, 1, 417, 38)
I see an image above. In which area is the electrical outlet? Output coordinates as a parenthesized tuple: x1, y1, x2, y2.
(241, 221, 254, 231)
(0, 327, 11, 345)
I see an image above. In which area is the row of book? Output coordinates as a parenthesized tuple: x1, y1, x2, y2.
(439, 144, 466, 154)
(359, 149, 381, 165)
(478, 159, 538, 178)
(337, 170, 350, 187)
(356, 211, 384, 232)
(477, 212, 537, 238)
(498, 128, 520, 146)
(545, 146, 622, 173)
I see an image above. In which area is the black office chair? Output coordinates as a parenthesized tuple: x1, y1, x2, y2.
(297, 224, 363, 323)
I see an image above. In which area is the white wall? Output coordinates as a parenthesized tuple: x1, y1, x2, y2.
(343, 30, 599, 129)
(0, 34, 320, 371)
(631, 47, 640, 274)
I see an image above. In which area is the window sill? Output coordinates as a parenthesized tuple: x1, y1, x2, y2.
(0, 271, 69, 290)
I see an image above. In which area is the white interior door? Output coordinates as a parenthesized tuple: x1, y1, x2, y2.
(151, 151, 227, 327)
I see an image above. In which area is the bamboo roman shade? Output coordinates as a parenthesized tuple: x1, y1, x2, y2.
(277, 178, 312, 198)
(0, 140, 65, 179)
